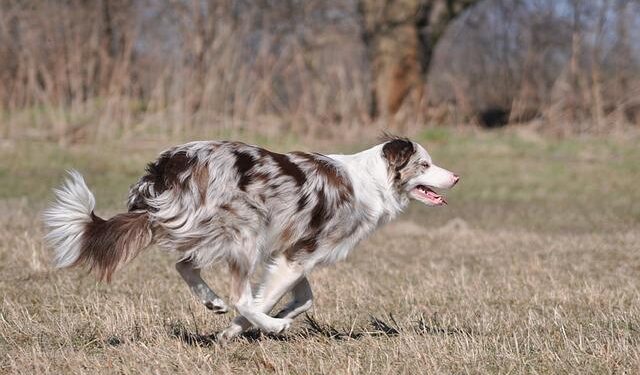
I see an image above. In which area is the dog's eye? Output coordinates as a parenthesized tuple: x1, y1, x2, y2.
(420, 161, 430, 168)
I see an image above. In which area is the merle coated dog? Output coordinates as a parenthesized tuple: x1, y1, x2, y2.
(44, 135, 459, 342)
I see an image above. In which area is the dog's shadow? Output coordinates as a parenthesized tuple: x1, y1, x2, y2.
(168, 324, 300, 346)
(168, 313, 474, 347)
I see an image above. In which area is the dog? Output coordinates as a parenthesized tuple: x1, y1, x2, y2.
(43, 135, 459, 342)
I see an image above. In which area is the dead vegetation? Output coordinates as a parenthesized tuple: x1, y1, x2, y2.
(1, 131, 639, 374)
(0, 0, 639, 143)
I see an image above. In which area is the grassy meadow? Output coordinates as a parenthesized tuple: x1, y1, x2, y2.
(1, 129, 639, 374)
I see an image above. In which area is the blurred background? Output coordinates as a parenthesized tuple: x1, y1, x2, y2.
(1, 0, 639, 144)
(2, 2, 640, 372)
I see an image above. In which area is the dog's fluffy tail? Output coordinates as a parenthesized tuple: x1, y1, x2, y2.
(43, 170, 153, 281)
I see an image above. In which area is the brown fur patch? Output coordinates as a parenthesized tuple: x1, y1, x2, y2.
(260, 149, 307, 186)
(294, 152, 354, 203)
(297, 192, 310, 211)
(76, 211, 153, 282)
(192, 162, 209, 203)
(283, 236, 317, 260)
(130, 150, 199, 211)
(382, 138, 415, 186)
(233, 151, 256, 191)
(285, 190, 330, 260)
(252, 172, 271, 182)
(146, 151, 197, 194)
(309, 190, 329, 230)
(382, 138, 415, 170)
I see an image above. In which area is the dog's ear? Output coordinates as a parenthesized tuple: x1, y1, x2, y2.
(382, 138, 414, 170)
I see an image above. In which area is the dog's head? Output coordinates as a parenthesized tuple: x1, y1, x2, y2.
(381, 135, 459, 206)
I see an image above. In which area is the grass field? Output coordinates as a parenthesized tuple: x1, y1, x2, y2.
(1, 129, 639, 374)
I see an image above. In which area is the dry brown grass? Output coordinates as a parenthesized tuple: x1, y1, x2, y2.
(1, 130, 639, 374)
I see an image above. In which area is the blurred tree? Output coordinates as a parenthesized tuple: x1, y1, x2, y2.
(357, 0, 479, 120)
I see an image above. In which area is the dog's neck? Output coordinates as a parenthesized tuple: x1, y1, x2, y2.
(329, 144, 409, 226)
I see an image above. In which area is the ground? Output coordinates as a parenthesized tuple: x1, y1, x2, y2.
(1, 129, 639, 374)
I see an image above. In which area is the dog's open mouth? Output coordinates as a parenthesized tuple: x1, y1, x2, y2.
(410, 185, 447, 206)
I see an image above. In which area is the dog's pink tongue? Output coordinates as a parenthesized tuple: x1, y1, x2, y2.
(426, 190, 446, 204)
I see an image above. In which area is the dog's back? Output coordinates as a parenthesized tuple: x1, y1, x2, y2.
(130, 141, 376, 267)
(48, 141, 371, 281)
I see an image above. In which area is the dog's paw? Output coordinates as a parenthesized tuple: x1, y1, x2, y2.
(217, 320, 247, 345)
(263, 317, 292, 334)
(216, 331, 231, 346)
(217, 324, 242, 345)
(203, 298, 229, 314)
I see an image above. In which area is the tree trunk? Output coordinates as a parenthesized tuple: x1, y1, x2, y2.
(357, 0, 479, 120)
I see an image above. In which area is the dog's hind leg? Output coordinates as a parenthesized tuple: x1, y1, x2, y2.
(176, 259, 228, 314)
(218, 256, 304, 342)
(273, 276, 313, 319)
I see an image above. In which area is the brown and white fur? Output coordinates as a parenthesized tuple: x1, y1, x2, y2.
(43, 135, 459, 342)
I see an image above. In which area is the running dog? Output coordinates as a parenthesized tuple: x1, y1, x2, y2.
(43, 135, 459, 342)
